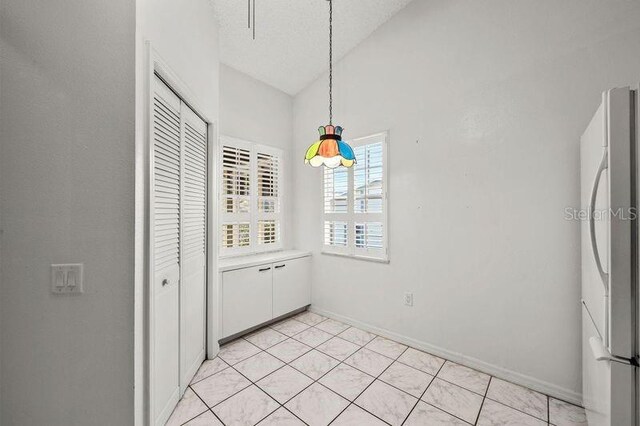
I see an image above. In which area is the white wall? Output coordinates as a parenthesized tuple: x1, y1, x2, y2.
(0, 1, 135, 424)
(135, 1, 220, 423)
(219, 64, 294, 248)
(293, 0, 640, 402)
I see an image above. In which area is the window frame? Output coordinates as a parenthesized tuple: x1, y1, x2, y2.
(321, 131, 389, 262)
(219, 135, 284, 257)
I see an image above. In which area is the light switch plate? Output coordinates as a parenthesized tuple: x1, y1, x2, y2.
(51, 264, 84, 294)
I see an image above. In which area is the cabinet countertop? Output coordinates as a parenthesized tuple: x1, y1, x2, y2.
(218, 250, 311, 273)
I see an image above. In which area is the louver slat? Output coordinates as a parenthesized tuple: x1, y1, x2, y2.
(153, 87, 181, 271)
(182, 120, 207, 259)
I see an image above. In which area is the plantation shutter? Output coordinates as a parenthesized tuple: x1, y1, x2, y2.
(353, 141, 385, 256)
(255, 146, 282, 249)
(321, 133, 388, 260)
(219, 137, 283, 256)
(220, 139, 252, 255)
(323, 166, 349, 253)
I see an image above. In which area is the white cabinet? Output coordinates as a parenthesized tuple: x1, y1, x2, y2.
(220, 253, 311, 339)
(273, 257, 311, 318)
(222, 265, 273, 338)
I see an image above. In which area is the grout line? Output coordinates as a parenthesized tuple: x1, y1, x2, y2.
(472, 375, 492, 425)
(226, 358, 309, 425)
(327, 346, 408, 425)
(483, 394, 551, 423)
(210, 408, 226, 425)
(189, 359, 231, 385)
(400, 355, 447, 425)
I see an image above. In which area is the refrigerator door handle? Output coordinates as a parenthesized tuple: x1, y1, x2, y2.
(589, 336, 638, 366)
(588, 149, 609, 292)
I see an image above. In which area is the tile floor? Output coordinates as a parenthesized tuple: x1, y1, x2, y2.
(167, 311, 588, 426)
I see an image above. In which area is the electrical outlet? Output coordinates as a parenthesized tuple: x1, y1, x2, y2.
(51, 264, 84, 295)
(404, 292, 413, 307)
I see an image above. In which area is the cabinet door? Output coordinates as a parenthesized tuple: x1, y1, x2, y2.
(273, 257, 311, 318)
(222, 265, 273, 337)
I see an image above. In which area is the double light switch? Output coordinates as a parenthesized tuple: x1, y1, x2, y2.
(51, 264, 84, 294)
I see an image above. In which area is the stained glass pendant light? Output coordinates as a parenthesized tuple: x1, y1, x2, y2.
(305, 0, 356, 169)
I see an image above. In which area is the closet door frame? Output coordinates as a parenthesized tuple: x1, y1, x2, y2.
(140, 44, 219, 426)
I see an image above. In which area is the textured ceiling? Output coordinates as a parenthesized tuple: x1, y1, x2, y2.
(211, 0, 414, 95)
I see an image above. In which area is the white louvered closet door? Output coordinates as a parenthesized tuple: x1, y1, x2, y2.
(152, 75, 182, 424)
(179, 104, 207, 390)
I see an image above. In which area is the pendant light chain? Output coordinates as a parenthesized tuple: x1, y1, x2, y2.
(306, 0, 355, 169)
(329, 0, 333, 125)
(248, 0, 256, 39)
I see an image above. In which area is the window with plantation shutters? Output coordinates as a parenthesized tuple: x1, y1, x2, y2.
(220, 141, 252, 255)
(322, 132, 388, 261)
(219, 136, 283, 256)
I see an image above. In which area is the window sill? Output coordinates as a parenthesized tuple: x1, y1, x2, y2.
(321, 251, 390, 264)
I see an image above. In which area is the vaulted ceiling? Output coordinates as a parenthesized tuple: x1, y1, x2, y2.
(211, 0, 414, 95)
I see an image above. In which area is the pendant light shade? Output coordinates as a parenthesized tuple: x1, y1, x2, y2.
(305, 125, 355, 168)
(305, 0, 355, 169)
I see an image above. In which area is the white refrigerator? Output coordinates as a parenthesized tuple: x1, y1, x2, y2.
(581, 86, 639, 426)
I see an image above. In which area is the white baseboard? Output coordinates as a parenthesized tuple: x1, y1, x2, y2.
(310, 306, 583, 406)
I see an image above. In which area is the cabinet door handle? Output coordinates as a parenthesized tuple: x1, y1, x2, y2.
(259, 267, 271, 272)
(275, 264, 286, 269)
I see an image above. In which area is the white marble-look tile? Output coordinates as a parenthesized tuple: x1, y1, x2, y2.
(397, 347, 445, 375)
(166, 388, 209, 426)
(365, 336, 408, 359)
(345, 348, 394, 377)
(338, 327, 377, 346)
(404, 401, 468, 426)
(191, 367, 251, 408)
(266, 338, 312, 363)
(379, 361, 433, 397)
(422, 378, 483, 424)
(549, 398, 588, 426)
(290, 349, 340, 380)
(487, 378, 548, 421)
(271, 319, 310, 337)
(245, 328, 288, 350)
(213, 385, 279, 426)
(218, 339, 261, 365)
(191, 357, 229, 384)
(183, 410, 223, 426)
(319, 363, 375, 401)
(315, 318, 350, 335)
(437, 361, 490, 395)
(257, 407, 305, 426)
(233, 351, 285, 382)
(332, 404, 388, 426)
(316, 337, 360, 361)
(477, 399, 546, 426)
(285, 383, 350, 426)
(257, 365, 313, 404)
(295, 311, 327, 326)
(292, 327, 333, 347)
(355, 380, 417, 425)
